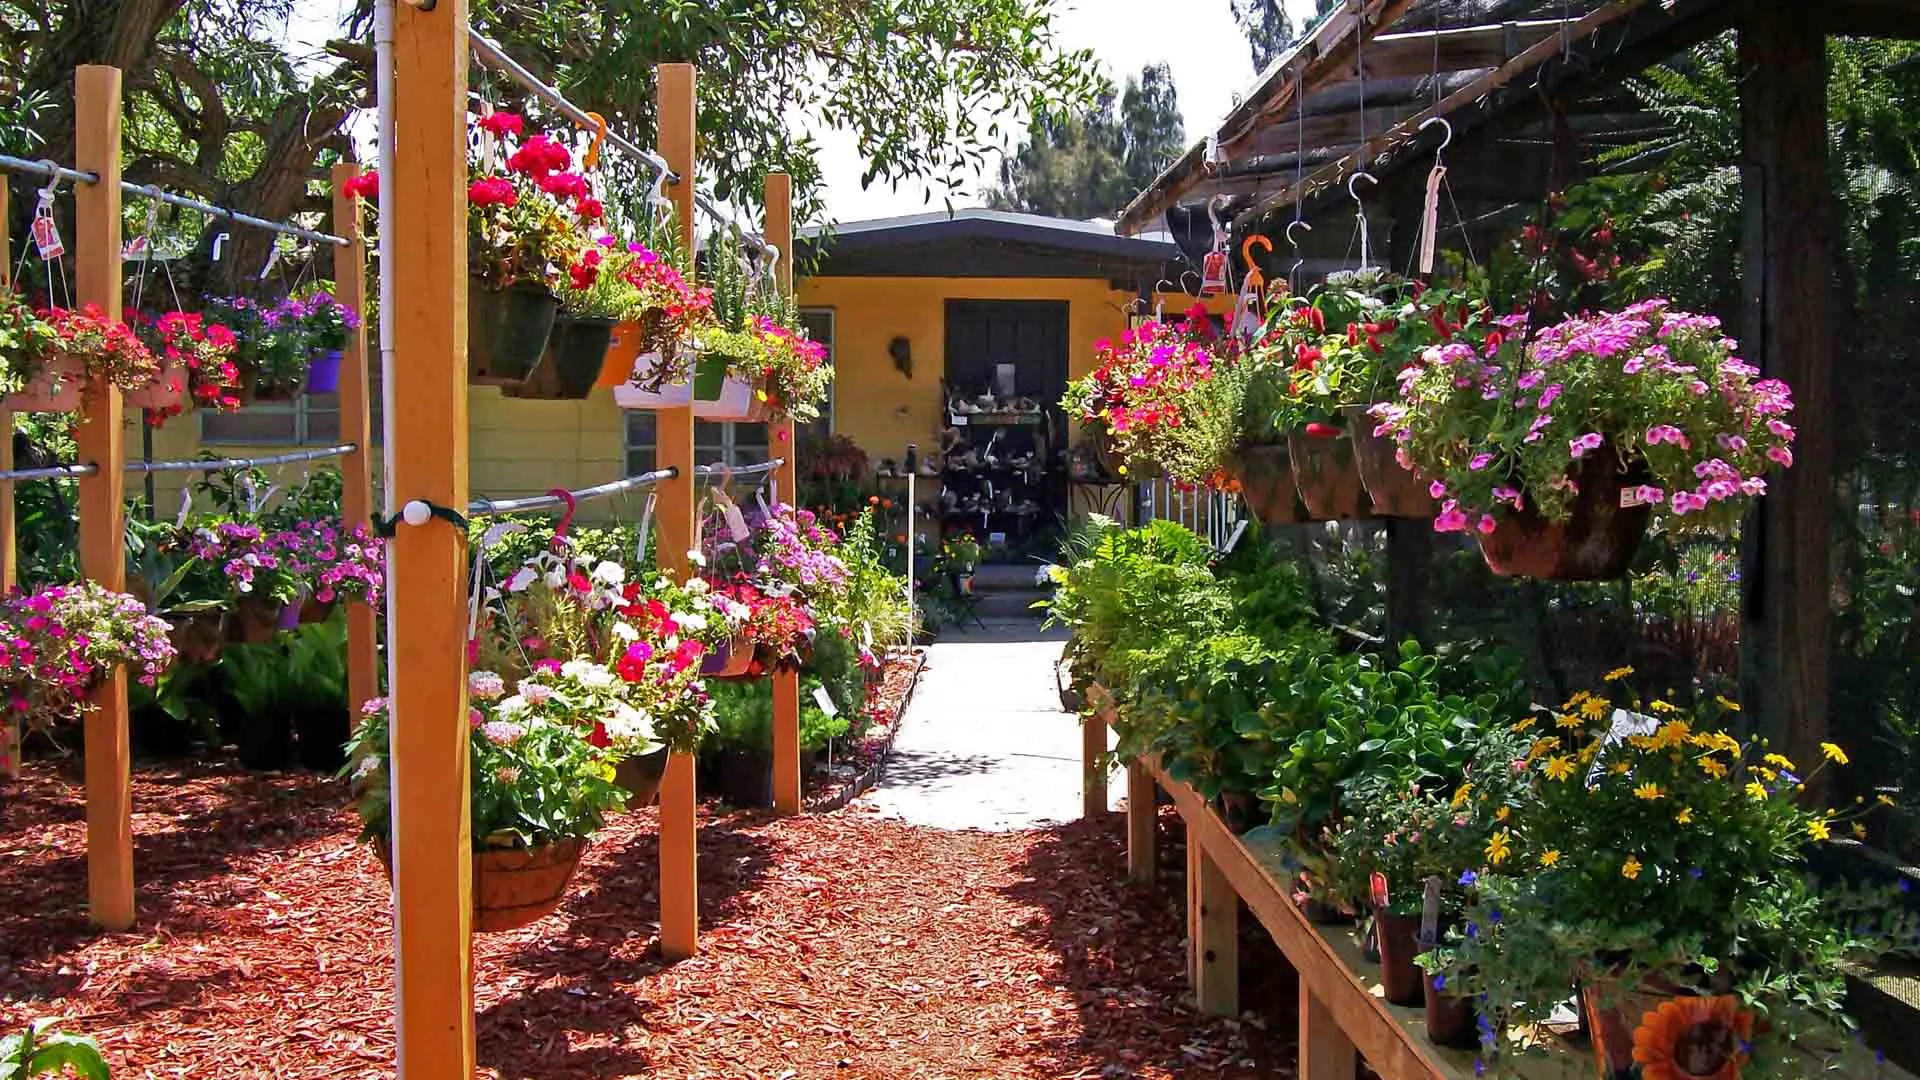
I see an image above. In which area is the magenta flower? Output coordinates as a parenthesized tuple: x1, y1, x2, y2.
(1569, 432, 1605, 459)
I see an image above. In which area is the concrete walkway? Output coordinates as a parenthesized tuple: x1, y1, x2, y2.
(863, 611, 1120, 831)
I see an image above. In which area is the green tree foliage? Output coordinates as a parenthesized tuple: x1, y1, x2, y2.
(984, 63, 1185, 220)
(1230, 0, 1296, 71)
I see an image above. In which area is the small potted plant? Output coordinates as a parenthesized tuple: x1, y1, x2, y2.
(467, 114, 588, 385)
(0, 582, 178, 738)
(607, 229, 714, 402)
(185, 520, 306, 640)
(296, 290, 360, 394)
(204, 295, 315, 402)
(130, 310, 244, 420)
(0, 287, 57, 406)
(1373, 299, 1796, 579)
(4, 304, 158, 412)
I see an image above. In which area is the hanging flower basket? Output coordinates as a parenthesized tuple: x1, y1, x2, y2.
(691, 354, 769, 422)
(1342, 405, 1434, 517)
(374, 836, 588, 933)
(1287, 427, 1372, 521)
(613, 746, 670, 811)
(612, 351, 694, 411)
(1224, 442, 1307, 527)
(1477, 453, 1652, 581)
(166, 609, 227, 665)
(229, 597, 288, 643)
(305, 349, 344, 395)
(700, 632, 757, 678)
(126, 359, 187, 412)
(2, 354, 85, 413)
(596, 309, 667, 388)
(468, 278, 559, 386)
(1373, 907, 1426, 1007)
(507, 316, 614, 401)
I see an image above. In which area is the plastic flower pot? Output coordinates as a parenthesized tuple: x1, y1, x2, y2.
(2, 354, 85, 412)
(1287, 426, 1372, 521)
(596, 308, 666, 388)
(166, 609, 227, 665)
(1477, 453, 1652, 581)
(691, 354, 769, 421)
(700, 633, 756, 678)
(1374, 907, 1427, 1006)
(1423, 973, 1479, 1049)
(614, 746, 670, 811)
(468, 278, 559, 386)
(1223, 442, 1308, 527)
(512, 316, 614, 400)
(126, 359, 186, 411)
(1342, 405, 1435, 518)
(277, 599, 303, 632)
(374, 836, 588, 933)
(1579, 980, 1750, 1080)
(612, 351, 693, 410)
(229, 597, 288, 643)
(305, 348, 344, 394)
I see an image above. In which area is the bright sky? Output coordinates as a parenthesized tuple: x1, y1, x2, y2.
(287, 0, 1318, 225)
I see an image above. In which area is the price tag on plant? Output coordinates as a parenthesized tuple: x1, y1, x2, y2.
(811, 685, 839, 718)
(724, 500, 750, 542)
(1370, 871, 1389, 911)
(31, 215, 64, 260)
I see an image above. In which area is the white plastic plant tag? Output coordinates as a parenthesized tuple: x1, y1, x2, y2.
(718, 493, 750, 541)
(1419, 165, 1445, 275)
(1221, 519, 1249, 554)
(175, 488, 194, 527)
(1420, 877, 1444, 945)
(811, 685, 839, 718)
(257, 243, 280, 281)
(31, 215, 64, 260)
(636, 493, 656, 562)
(210, 232, 227, 262)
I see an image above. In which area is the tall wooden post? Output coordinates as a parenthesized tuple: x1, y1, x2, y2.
(656, 61, 701, 961)
(1126, 761, 1157, 884)
(74, 65, 132, 931)
(0, 179, 16, 783)
(766, 171, 802, 817)
(1082, 705, 1108, 818)
(1299, 984, 1357, 1080)
(332, 163, 379, 723)
(387, 0, 477, 1072)
(1186, 840, 1238, 1017)
(1737, 8, 1831, 771)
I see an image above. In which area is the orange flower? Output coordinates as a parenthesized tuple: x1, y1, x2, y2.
(1631, 995, 1753, 1080)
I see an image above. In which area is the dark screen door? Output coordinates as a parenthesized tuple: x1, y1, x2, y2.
(943, 300, 1069, 410)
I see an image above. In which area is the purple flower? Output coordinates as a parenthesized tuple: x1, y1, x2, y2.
(1569, 432, 1604, 459)
(1468, 453, 1493, 472)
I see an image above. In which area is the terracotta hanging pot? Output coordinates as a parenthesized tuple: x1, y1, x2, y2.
(700, 632, 757, 678)
(126, 359, 187, 412)
(298, 594, 336, 625)
(1373, 907, 1427, 1007)
(613, 746, 670, 811)
(166, 609, 227, 665)
(1223, 442, 1307, 526)
(229, 597, 288, 643)
(1287, 427, 1372, 521)
(374, 837, 588, 933)
(1477, 452, 1652, 581)
(1342, 405, 1435, 517)
(597, 308, 667, 388)
(468, 278, 559, 386)
(3, 354, 85, 413)
(507, 316, 616, 401)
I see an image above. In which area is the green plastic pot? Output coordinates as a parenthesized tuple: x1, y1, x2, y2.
(692, 352, 729, 402)
(469, 279, 559, 386)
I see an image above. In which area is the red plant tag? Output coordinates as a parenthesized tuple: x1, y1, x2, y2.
(1370, 871, 1389, 910)
(1200, 250, 1228, 296)
(31, 215, 64, 260)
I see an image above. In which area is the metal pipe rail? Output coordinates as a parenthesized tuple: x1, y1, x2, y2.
(467, 466, 679, 517)
(693, 458, 783, 482)
(464, 29, 772, 257)
(0, 462, 100, 482)
(0, 442, 356, 484)
(0, 154, 349, 248)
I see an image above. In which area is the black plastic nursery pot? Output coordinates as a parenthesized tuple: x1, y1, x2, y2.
(1423, 974, 1479, 1049)
(510, 315, 616, 400)
(469, 279, 560, 386)
(614, 746, 670, 810)
(1374, 907, 1428, 1006)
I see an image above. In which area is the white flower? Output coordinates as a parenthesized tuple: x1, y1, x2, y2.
(685, 577, 710, 596)
(719, 598, 751, 621)
(519, 680, 555, 706)
(611, 621, 640, 642)
(236, 579, 254, 594)
(559, 659, 594, 681)
(242, 553, 261, 567)
(687, 549, 707, 568)
(543, 569, 567, 589)
(506, 567, 537, 593)
(672, 611, 708, 634)
(351, 755, 381, 781)
(575, 665, 615, 690)
(493, 694, 529, 717)
(591, 561, 626, 586)
(601, 701, 655, 743)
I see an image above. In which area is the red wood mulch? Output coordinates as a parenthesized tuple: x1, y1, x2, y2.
(0, 761, 1288, 1079)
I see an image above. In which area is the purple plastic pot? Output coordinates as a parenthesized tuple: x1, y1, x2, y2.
(306, 348, 344, 395)
(699, 638, 732, 676)
(278, 599, 302, 632)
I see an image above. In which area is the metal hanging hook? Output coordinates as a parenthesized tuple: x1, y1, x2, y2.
(1286, 219, 1313, 287)
(1349, 172, 1378, 270)
(1206, 194, 1230, 248)
(1418, 116, 1453, 159)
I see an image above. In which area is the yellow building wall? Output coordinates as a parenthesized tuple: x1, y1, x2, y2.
(795, 275, 1139, 460)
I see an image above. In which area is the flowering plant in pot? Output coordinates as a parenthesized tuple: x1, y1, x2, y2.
(466, 113, 590, 383)
(1064, 306, 1222, 483)
(292, 290, 360, 394)
(0, 286, 57, 400)
(1426, 674, 1920, 1078)
(1371, 299, 1796, 579)
(276, 520, 386, 611)
(742, 502, 851, 606)
(185, 520, 305, 639)
(204, 295, 316, 401)
(132, 310, 243, 421)
(706, 579, 814, 674)
(0, 582, 177, 737)
(344, 677, 628, 932)
(611, 232, 714, 394)
(5, 305, 159, 411)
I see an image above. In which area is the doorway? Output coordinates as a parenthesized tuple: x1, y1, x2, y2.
(939, 300, 1070, 552)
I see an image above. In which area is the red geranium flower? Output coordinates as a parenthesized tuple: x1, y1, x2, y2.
(478, 112, 525, 139)
(539, 172, 589, 200)
(468, 175, 517, 207)
(341, 171, 380, 201)
(575, 196, 604, 222)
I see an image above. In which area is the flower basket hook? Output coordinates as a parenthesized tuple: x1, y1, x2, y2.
(1348, 171, 1378, 270)
(547, 487, 579, 551)
(1200, 194, 1231, 296)
(1285, 219, 1313, 291)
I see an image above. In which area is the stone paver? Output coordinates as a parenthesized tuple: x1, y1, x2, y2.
(863, 613, 1120, 830)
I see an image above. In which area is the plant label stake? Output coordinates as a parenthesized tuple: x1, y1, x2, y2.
(636, 492, 656, 563)
(1370, 871, 1389, 911)
(1200, 195, 1230, 296)
(1416, 117, 1454, 275)
(1420, 876, 1443, 948)
(812, 685, 838, 717)
(30, 195, 63, 261)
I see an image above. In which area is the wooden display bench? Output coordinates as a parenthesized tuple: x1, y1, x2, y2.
(1082, 709, 1914, 1080)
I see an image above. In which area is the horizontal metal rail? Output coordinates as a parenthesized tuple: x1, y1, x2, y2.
(0, 155, 348, 247)
(0, 442, 356, 484)
(0, 462, 99, 482)
(693, 458, 783, 482)
(467, 466, 679, 518)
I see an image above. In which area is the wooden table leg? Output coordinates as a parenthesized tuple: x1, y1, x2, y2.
(1300, 980, 1357, 1080)
(1082, 709, 1108, 819)
(1187, 838, 1238, 1017)
(1126, 760, 1157, 884)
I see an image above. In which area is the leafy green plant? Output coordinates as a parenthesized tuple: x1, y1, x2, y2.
(1, 1021, 109, 1080)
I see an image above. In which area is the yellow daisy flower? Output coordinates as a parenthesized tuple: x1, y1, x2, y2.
(1543, 755, 1576, 782)
(1634, 782, 1664, 801)
(1451, 783, 1473, 810)
(1563, 691, 1590, 711)
(1603, 666, 1635, 682)
(1655, 720, 1691, 748)
(1878, 794, 1898, 807)
(1621, 855, 1643, 880)
(1764, 753, 1796, 772)
(1820, 742, 1849, 765)
(1496, 805, 1511, 823)
(1649, 699, 1680, 714)
(1555, 712, 1584, 731)
(1486, 829, 1513, 866)
(1808, 819, 1831, 842)
(1581, 696, 1611, 721)
(1540, 849, 1561, 868)
(1745, 782, 1770, 801)
(1512, 715, 1538, 733)
(1609, 762, 1633, 776)
(1698, 757, 1728, 780)
(1715, 695, 1742, 712)
(1676, 806, 1694, 825)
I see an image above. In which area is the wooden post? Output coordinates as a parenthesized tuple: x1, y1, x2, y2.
(387, 0, 477, 1072)
(1737, 8, 1831, 772)
(656, 61, 700, 962)
(1186, 839, 1238, 1017)
(1299, 983, 1357, 1080)
(1082, 706, 1108, 818)
(0, 179, 16, 783)
(1126, 760, 1157, 884)
(332, 163, 379, 723)
(766, 172, 802, 817)
(73, 65, 132, 931)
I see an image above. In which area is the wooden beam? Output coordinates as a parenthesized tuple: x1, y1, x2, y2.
(767, 171, 802, 819)
(656, 61, 700, 962)
(1126, 760, 1157, 884)
(1737, 5, 1832, 777)
(1301, 986, 1360, 1080)
(1082, 704, 1109, 819)
(387, 0, 477, 1070)
(331, 163, 379, 726)
(0, 179, 14, 783)
(1187, 839, 1239, 1018)
(74, 64, 132, 932)
(1360, 19, 1571, 79)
